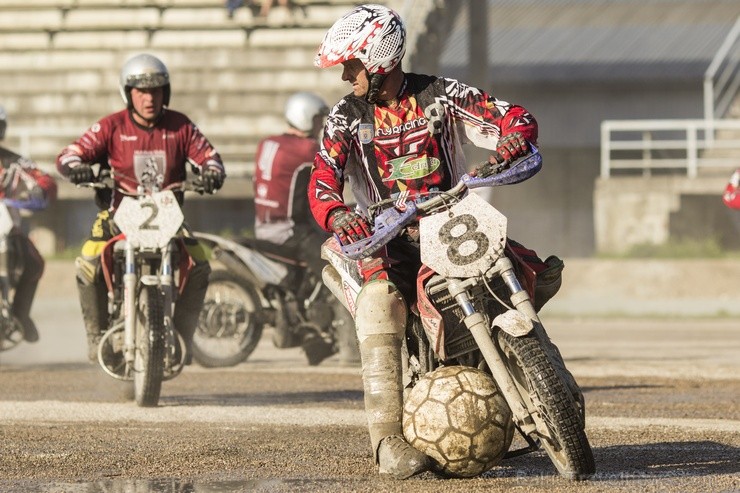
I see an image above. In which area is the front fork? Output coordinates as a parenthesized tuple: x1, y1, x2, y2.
(121, 242, 176, 370)
(0, 237, 11, 317)
(449, 256, 547, 438)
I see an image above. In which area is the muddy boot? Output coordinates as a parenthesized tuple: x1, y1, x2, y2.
(354, 281, 431, 479)
(360, 333, 431, 479)
(12, 254, 43, 343)
(174, 261, 210, 365)
(76, 280, 109, 363)
(377, 435, 431, 479)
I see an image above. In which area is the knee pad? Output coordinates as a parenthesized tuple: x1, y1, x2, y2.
(355, 280, 407, 343)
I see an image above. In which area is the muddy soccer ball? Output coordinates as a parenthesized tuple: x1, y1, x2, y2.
(402, 365, 514, 478)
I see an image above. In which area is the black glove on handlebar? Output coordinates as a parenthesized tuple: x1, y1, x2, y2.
(328, 208, 371, 246)
(202, 168, 224, 194)
(68, 164, 95, 185)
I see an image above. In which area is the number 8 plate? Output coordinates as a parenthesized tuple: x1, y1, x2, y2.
(419, 192, 507, 277)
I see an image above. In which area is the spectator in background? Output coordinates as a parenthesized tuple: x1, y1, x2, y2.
(0, 105, 57, 343)
(226, 0, 288, 18)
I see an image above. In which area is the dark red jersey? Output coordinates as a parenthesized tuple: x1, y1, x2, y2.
(253, 133, 317, 244)
(309, 73, 538, 230)
(56, 109, 224, 210)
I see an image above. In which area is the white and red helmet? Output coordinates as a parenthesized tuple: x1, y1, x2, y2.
(314, 4, 406, 75)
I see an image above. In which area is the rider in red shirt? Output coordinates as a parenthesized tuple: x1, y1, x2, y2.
(723, 168, 740, 209)
(56, 53, 225, 363)
(310, 4, 547, 479)
(253, 91, 345, 364)
(0, 106, 57, 343)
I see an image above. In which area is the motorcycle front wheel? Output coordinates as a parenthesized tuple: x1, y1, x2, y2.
(192, 269, 264, 368)
(134, 285, 166, 407)
(496, 331, 595, 479)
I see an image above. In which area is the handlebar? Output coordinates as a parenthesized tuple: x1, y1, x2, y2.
(77, 169, 207, 195)
(339, 146, 542, 260)
(2, 197, 48, 211)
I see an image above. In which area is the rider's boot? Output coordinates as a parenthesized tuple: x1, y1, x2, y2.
(173, 261, 210, 365)
(356, 280, 431, 479)
(11, 239, 45, 343)
(12, 270, 41, 343)
(76, 257, 109, 362)
(76, 280, 109, 363)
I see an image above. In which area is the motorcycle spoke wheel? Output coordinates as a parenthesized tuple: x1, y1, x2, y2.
(497, 331, 595, 479)
(134, 286, 165, 407)
(192, 270, 264, 368)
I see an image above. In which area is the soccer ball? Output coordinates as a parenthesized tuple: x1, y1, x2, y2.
(402, 365, 514, 478)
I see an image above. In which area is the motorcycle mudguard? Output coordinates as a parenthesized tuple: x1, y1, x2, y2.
(193, 231, 288, 288)
(493, 310, 533, 337)
(415, 264, 446, 360)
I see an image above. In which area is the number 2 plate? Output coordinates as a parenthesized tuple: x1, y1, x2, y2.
(114, 191, 184, 249)
(419, 192, 507, 277)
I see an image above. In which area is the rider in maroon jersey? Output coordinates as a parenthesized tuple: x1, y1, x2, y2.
(56, 53, 225, 363)
(0, 106, 57, 343)
(309, 4, 542, 479)
(253, 92, 359, 365)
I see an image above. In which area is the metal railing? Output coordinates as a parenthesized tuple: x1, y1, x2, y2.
(600, 119, 740, 179)
(602, 15, 740, 180)
(704, 15, 740, 124)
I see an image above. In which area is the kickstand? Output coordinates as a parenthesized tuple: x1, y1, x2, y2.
(503, 426, 541, 459)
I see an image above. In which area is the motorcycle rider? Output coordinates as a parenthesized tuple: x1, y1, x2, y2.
(0, 106, 57, 343)
(253, 92, 359, 365)
(310, 4, 547, 479)
(55, 53, 226, 364)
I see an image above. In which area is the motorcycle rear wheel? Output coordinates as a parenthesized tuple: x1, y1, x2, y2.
(496, 331, 595, 479)
(134, 285, 166, 407)
(192, 269, 264, 368)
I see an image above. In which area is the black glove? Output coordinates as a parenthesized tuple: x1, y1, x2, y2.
(202, 168, 224, 194)
(68, 164, 94, 184)
(328, 208, 371, 246)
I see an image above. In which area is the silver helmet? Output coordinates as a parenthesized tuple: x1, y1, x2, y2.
(0, 105, 6, 141)
(284, 92, 329, 133)
(119, 53, 171, 107)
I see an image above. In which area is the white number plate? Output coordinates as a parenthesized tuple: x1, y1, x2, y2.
(419, 192, 507, 277)
(114, 191, 184, 249)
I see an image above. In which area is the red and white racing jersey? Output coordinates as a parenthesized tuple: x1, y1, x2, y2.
(308, 73, 538, 230)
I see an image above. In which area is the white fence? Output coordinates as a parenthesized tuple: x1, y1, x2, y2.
(600, 119, 740, 179)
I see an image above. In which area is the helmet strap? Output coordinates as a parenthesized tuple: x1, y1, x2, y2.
(366, 73, 386, 104)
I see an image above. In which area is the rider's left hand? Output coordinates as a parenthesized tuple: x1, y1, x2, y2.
(494, 132, 529, 164)
(202, 168, 224, 194)
(472, 132, 530, 178)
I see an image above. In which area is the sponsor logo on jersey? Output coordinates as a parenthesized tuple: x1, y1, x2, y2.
(375, 117, 428, 137)
(120, 134, 138, 142)
(383, 154, 440, 182)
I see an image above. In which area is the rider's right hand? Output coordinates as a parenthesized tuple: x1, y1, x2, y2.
(328, 208, 371, 246)
(68, 163, 94, 184)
